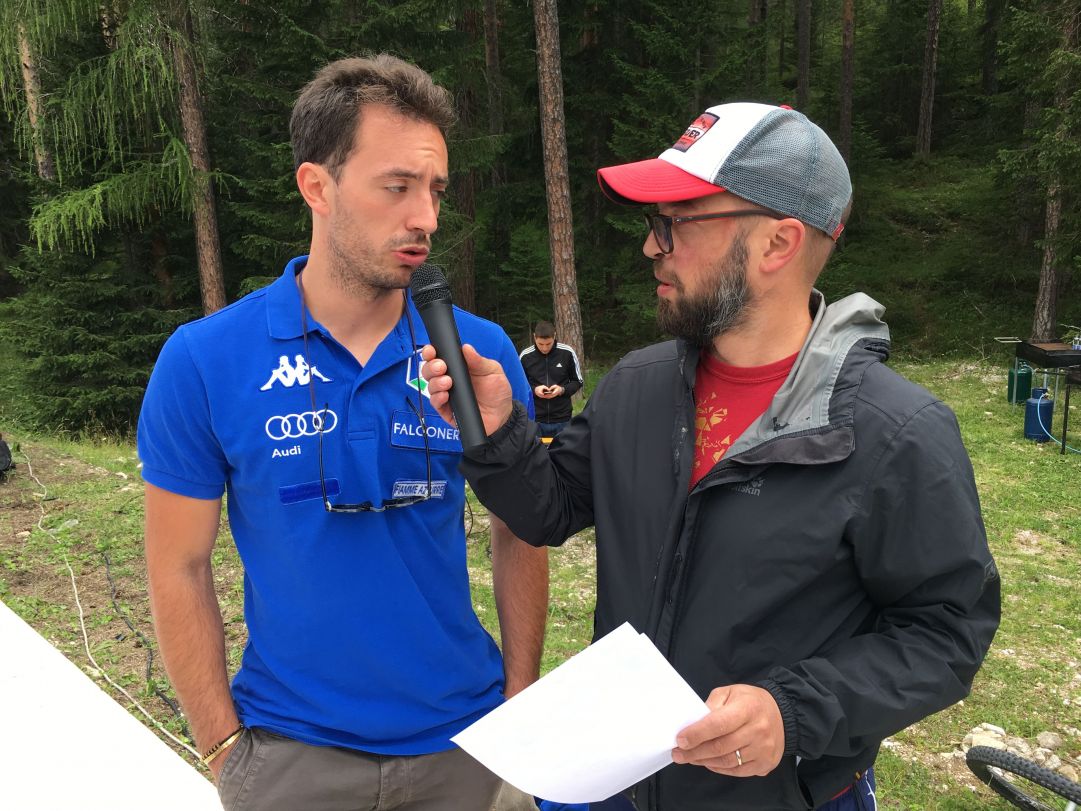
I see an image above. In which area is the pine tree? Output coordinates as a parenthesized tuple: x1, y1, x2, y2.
(0, 0, 227, 310)
(916, 0, 944, 156)
(533, 0, 584, 365)
(0, 1, 209, 432)
(996, 4, 1081, 341)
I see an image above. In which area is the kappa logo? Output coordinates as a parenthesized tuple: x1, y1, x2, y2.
(405, 349, 431, 399)
(265, 409, 338, 440)
(729, 475, 765, 497)
(260, 355, 332, 391)
(672, 112, 720, 153)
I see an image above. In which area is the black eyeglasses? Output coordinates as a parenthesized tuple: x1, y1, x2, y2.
(312, 395, 432, 512)
(644, 209, 785, 254)
(299, 277, 433, 513)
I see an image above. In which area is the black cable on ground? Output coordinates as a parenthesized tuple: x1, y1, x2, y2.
(465, 496, 475, 539)
(102, 552, 186, 724)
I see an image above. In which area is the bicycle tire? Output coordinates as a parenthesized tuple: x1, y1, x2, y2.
(966, 745, 1081, 810)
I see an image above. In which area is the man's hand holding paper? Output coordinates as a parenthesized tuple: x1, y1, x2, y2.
(451, 624, 708, 804)
(671, 683, 786, 776)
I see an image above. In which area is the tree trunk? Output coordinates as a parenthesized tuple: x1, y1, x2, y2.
(693, 43, 702, 114)
(915, 0, 942, 156)
(778, 0, 787, 79)
(1029, 7, 1079, 341)
(532, 0, 584, 366)
(579, 2, 600, 49)
(171, 5, 227, 315)
(17, 23, 57, 183)
(797, 0, 811, 109)
(839, 0, 855, 163)
(100, 3, 119, 50)
(981, 0, 1008, 95)
(1031, 180, 1061, 341)
(151, 228, 176, 309)
(483, 0, 504, 139)
(746, 0, 768, 96)
(454, 169, 478, 313)
(482, 0, 510, 279)
(453, 8, 481, 313)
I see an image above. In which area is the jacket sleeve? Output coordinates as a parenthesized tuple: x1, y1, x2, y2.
(518, 348, 539, 388)
(759, 401, 1000, 760)
(461, 391, 599, 548)
(561, 346, 584, 397)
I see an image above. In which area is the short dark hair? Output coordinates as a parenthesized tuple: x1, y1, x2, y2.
(290, 54, 456, 178)
(534, 321, 555, 339)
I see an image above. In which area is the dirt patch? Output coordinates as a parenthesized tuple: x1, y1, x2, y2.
(1013, 528, 1048, 555)
(883, 737, 987, 795)
(0, 439, 227, 770)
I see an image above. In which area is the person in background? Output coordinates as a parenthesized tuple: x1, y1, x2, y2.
(422, 102, 999, 810)
(139, 54, 548, 811)
(518, 320, 583, 440)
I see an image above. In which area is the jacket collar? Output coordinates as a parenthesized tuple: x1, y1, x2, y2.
(680, 290, 891, 467)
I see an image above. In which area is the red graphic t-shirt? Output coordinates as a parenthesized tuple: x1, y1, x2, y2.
(690, 350, 798, 488)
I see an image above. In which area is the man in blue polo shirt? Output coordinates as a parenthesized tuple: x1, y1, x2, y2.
(139, 54, 548, 811)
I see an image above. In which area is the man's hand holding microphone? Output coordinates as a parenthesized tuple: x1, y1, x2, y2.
(421, 343, 513, 438)
(411, 263, 512, 445)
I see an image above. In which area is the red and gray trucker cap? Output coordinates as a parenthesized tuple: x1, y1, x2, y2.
(597, 102, 851, 240)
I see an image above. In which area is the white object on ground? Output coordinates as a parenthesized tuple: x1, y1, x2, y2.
(0, 599, 222, 810)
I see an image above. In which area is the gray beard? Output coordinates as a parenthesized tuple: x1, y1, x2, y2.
(656, 233, 753, 346)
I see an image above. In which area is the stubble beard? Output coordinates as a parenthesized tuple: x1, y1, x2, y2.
(656, 233, 754, 347)
(326, 206, 426, 299)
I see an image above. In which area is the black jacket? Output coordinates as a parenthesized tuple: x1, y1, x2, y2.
(465, 293, 1000, 810)
(519, 342, 583, 424)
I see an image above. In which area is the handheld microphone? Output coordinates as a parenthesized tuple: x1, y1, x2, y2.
(410, 263, 488, 453)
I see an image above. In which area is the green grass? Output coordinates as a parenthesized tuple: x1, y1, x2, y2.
(1, 356, 1079, 807)
(822, 156, 1064, 359)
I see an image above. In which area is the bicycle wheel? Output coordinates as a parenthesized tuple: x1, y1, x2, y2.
(966, 746, 1081, 810)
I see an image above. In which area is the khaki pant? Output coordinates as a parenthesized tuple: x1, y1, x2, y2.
(217, 727, 519, 811)
(491, 783, 540, 811)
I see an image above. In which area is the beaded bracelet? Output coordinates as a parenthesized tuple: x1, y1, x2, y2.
(201, 725, 245, 766)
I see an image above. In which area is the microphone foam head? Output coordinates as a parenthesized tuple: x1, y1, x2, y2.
(410, 263, 452, 307)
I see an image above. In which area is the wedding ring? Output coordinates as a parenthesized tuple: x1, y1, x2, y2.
(735, 748, 743, 766)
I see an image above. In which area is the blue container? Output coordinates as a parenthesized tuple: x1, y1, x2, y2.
(1024, 387, 1054, 442)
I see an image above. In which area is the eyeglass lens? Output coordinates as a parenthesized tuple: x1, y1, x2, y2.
(644, 213, 672, 254)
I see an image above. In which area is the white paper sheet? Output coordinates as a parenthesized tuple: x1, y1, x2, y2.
(452, 623, 709, 804)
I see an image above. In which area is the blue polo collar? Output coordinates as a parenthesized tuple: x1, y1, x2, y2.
(264, 256, 432, 366)
(266, 255, 311, 340)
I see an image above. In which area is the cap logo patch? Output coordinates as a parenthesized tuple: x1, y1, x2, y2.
(672, 112, 719, 153)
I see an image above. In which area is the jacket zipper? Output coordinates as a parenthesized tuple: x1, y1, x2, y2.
(646, 463, 756, 811)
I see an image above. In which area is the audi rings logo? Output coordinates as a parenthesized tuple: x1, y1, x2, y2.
(265, 409, 338, 441)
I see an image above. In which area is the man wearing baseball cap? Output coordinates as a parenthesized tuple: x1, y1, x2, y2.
(423, 103, 1000, 810)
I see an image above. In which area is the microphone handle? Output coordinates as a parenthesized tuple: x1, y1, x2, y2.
(419, 300, 488, 452)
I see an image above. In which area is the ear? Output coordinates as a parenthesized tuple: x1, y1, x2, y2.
(759, 218, 806, 275)
(296, 161, 334, 217)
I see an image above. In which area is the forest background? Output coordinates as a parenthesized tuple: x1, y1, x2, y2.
(1, 3, 1081, 808)
(0, 0, 1079, 434)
